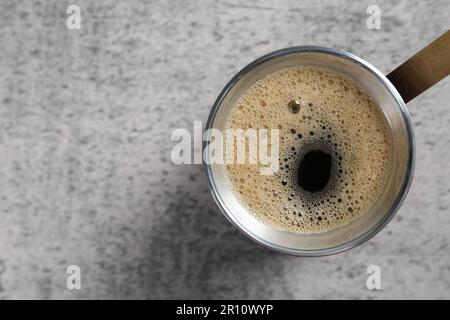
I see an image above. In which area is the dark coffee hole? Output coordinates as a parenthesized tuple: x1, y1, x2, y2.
(298, 149, 332, 192)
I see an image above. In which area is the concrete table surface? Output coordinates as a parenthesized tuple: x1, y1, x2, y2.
(0, 0, 449, 299)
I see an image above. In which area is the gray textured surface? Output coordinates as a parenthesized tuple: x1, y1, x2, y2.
(0, 0, 449, 299)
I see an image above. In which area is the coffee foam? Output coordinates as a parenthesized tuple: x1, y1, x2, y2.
(224, 66, 392, 234)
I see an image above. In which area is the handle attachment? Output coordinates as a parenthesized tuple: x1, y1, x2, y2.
(387, 30, 450, 103)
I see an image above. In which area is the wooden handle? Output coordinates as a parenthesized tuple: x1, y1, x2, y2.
(387, 30, 450, 103)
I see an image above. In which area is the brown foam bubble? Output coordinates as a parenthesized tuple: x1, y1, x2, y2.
(224, 66, 392, 234)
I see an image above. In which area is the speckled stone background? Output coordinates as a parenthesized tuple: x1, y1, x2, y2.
(0, 0, 449, 299)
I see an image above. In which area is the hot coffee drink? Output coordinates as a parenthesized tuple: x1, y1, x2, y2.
(224, 66, 392, 233)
